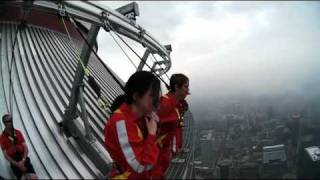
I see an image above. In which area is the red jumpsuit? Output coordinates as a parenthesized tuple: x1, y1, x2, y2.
(104, 103, 160, 179)
(0, 129, 25, 157)
(156, 92, 185, 176)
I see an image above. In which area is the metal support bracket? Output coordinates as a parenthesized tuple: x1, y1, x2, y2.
(101, 11, 111, 32)
(137, 49, 150, 71)
(57, 2, 66, 17)
(62, 24, 100, 138)
(115, 2, 139, 23)
(59, 22, 111, 175)
(78, 84, 93, 142)
(138, 26, 146, 47)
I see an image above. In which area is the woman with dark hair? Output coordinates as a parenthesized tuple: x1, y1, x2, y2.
(156, 73, 190, 175)
(0, 114, 38, 179)
(104, 71, 161, 179)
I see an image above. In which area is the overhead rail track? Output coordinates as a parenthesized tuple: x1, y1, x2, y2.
(1, 0, 172, 76)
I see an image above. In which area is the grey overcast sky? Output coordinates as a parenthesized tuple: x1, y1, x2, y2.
(95, 1, 320, 120)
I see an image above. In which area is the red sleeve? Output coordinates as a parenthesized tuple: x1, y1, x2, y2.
(115, 119, 159, 173)
(16, 130, 25, 143)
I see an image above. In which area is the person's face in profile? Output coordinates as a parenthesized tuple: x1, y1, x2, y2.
(176, 80, 190, 100)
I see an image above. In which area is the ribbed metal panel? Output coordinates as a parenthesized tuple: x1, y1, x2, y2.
(166, 111, 196, 179)
(0, 22, 124, 179)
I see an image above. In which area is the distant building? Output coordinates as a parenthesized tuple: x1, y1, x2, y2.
(305, 146, 320, 162)
(298, 146, 320, 179)
(263, 144, 287, 164)
(261, 144, 288, 178)
(290, 113, 301, 149)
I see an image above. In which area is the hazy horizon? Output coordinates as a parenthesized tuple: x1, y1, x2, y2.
(95, 1, 320, 121)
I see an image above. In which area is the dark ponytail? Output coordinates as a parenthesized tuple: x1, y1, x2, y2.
(110, 94, 126, 113)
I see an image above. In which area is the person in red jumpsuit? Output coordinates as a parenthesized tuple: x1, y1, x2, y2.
(104, 71, 162, 179)
(156, 73, 190, 176)
(0, 114, 38, 179)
